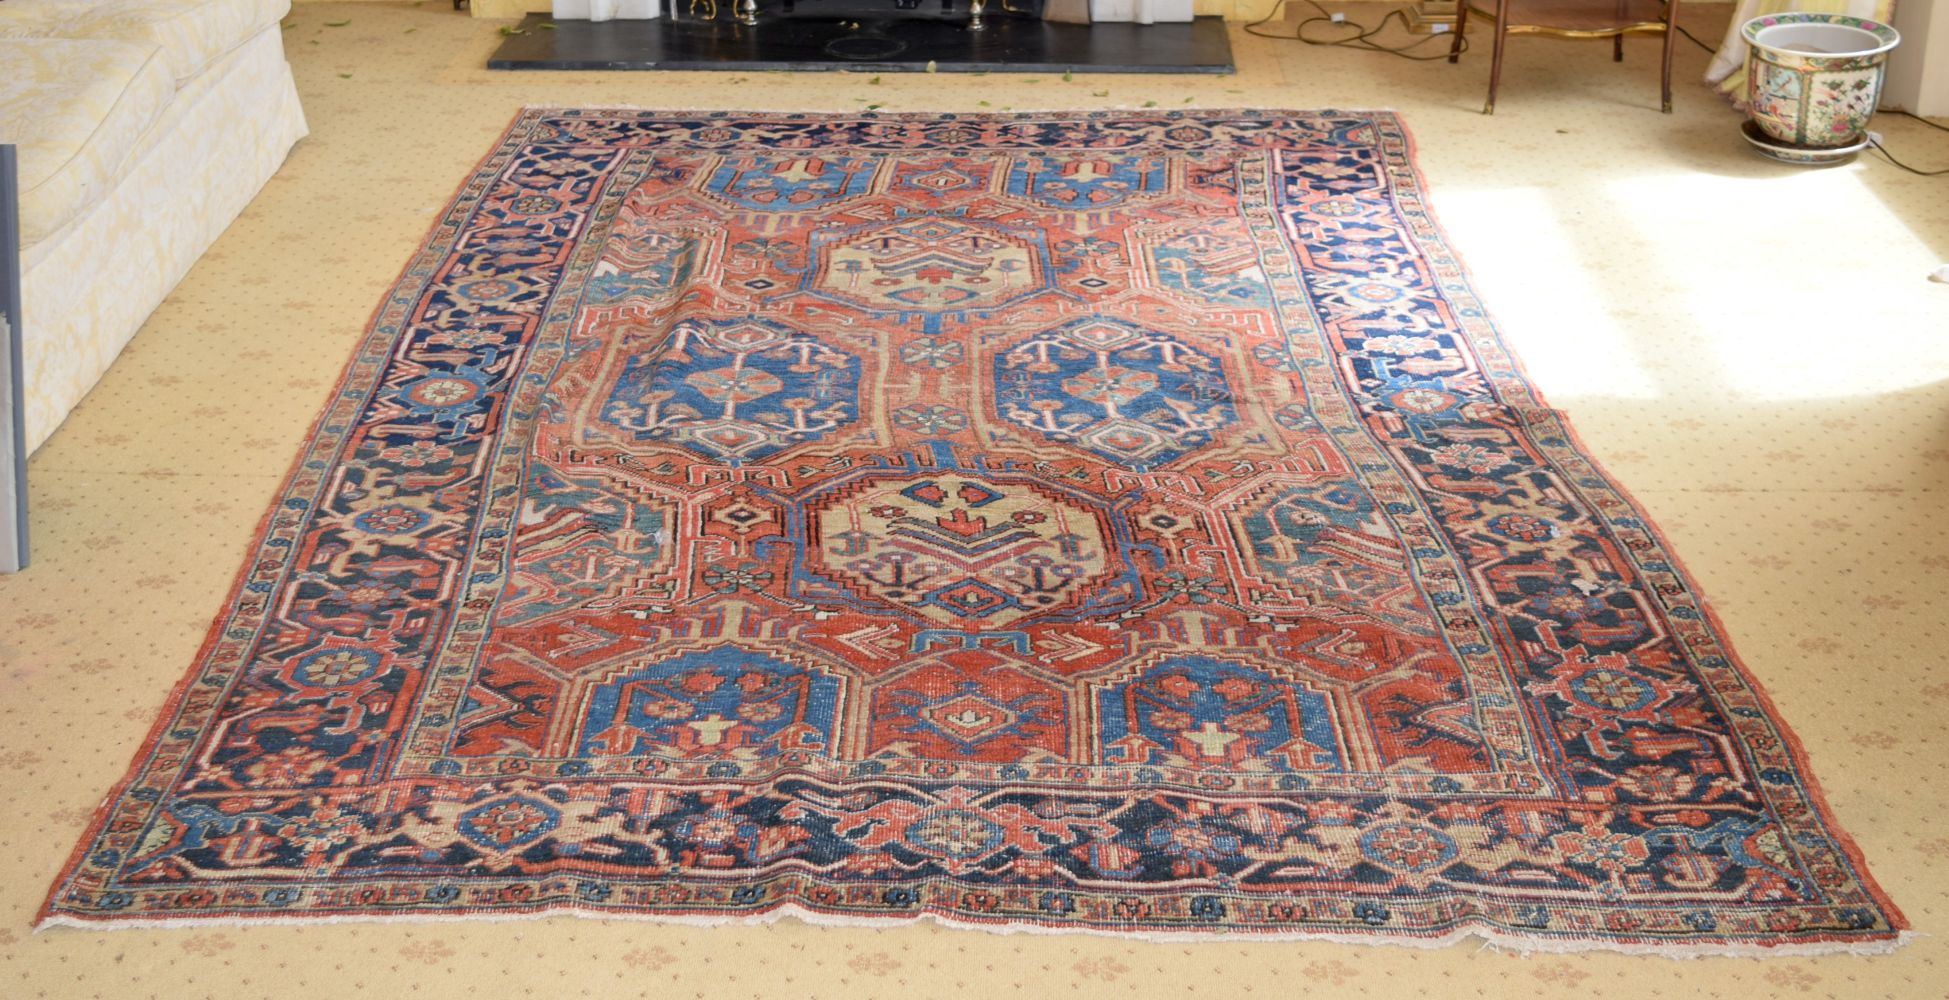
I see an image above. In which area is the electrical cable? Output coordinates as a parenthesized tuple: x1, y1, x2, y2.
(1867, 136, 1949, 176)
(1244, 0, 1470, 62)
(1673, 23, 1716, 54)
(1891, 109, 1949, 134)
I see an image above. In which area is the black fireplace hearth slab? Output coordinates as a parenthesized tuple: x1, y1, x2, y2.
(486, 15, 1234, 73)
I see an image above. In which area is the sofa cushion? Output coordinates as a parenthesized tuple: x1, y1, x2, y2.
(0, 0, 289, 84)
(0, 37, 175, 250)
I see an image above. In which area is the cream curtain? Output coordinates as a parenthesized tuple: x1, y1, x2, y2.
(1705, 0, 1898, 103)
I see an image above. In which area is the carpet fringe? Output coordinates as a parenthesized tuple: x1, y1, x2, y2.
(34, 905, 1919, 959)
(509, 104, 1406, 116)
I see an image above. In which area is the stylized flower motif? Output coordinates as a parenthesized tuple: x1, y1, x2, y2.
(1352, 901, 1390, 925)
(247, 747, 334, 786)
(737, 701, 784, 722)
(644, 697, 693, 720)
(900, 337, 963, 369)
(1056, 236, 1123, 258)
(1358, 822, 1458, 873)
(427, 327, 506, 350)
(1149, 708, 1194, 730)
(1212, 677, 1259, 701)
(1156, 570, 1226, 604)
(465, 801, 556, 848)
(378, 442, 455, 468)
(280, 805, 369, 855)
(1616, 764, 1696, 800)
(299, 650, 379, 687)
(1223, 711, 1273, 733)
(1488, 513, 1558, 543)
(1524, 586, 1608, 622)
(1146, 819, 1243, 862)
(1551, 824, 1650, 874)
(409, 378, 478, 407)
(906, 809, 1004, 859)
(330, 578, 407, 612)
(1065, 366, 1159, 406)
(702, 563, 773, 594)
(892, 404, 967, 434)
(676, 806, 755, 850)
(1429, 444, 1507, 475)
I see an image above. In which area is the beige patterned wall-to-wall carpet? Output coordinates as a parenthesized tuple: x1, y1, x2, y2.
(2, 2, 1947, 996)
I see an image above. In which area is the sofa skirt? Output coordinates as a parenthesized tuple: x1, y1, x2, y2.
(20, 24, 307, 453)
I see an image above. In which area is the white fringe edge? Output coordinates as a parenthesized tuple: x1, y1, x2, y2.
(507, 105, 1405, 115)
(34, 904, 1919, 959)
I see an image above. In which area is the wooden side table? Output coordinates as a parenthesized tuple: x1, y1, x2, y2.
(1449, 0, 1681, 114)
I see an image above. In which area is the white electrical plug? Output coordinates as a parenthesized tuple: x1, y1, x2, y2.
(1431, 23, 1451, 33)
(1330, 11, 1345, 22)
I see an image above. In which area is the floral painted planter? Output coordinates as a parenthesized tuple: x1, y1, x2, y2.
(1745, 13, 1899, 149)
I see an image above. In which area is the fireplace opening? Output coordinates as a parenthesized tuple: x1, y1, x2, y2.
(488, 0, 1232, 72)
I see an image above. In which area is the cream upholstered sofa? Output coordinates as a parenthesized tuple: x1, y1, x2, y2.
(0, 0, 307, 453)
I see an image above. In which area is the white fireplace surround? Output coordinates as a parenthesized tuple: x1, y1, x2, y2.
(550, 0, 660, 20)
(545, 0, 1194, 22)
(1092, 0, 1192, 22)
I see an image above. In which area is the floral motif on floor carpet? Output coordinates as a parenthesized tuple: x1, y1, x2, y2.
(43, 110, 1905, 952)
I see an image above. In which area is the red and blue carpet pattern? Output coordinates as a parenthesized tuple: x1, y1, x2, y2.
(44, 110, 1904, 951)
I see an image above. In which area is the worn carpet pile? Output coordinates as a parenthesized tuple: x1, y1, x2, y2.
(41, 109, 1905, 954)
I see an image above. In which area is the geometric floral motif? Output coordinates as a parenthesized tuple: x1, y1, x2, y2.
(995, 317, 1235, 469)
(800, 466, 1125, 626)
(42, 111, 1905, 955)
(594, 316, 861, 463)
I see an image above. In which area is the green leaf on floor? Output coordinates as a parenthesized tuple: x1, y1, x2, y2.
(539, 22, 557, 28)
(1092, 90, 1108, 97)
(404, 27, 417, 33)
(1142, 100, 1157, 108)
(1062, 70, 1073, 82)
(869, 75, 881, 85)
(325, 19, 350, 27)
(499, 25, 527, 35)
(338, 72, 352, 79)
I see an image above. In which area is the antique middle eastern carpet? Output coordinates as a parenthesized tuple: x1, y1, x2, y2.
(44, 110, 1905, 952)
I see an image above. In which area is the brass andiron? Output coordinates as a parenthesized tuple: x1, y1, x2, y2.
(735, 0, 758, 23)
(688, 0, 718, 17)
(969, 0, 985, 28)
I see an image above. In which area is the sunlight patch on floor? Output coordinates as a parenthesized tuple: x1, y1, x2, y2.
(1426, 186, 1663, 402)
(1606, 168, 1949, 402)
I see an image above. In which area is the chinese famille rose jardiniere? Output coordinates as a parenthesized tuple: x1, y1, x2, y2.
(1745, 13, 1899, 149)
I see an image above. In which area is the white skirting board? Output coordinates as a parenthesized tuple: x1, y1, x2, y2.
(551, 0, 662, 19)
